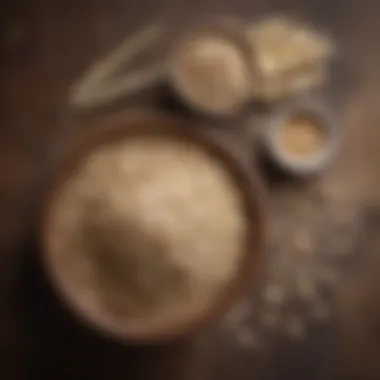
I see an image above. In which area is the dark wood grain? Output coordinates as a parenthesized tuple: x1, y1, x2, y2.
(1, 0, 380, 379)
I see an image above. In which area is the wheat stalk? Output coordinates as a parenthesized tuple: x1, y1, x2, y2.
(70, 20, 166, 110)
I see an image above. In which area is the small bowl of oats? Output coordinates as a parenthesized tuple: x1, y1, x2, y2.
(262, 97, 340, 176)
(40, 109, 266, 343)
(168, 17, 258, 117)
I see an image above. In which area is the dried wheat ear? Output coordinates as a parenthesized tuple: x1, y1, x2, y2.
(69, 20, 167, 110)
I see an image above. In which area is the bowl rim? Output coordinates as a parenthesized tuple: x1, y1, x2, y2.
(40, 108, 267, 343)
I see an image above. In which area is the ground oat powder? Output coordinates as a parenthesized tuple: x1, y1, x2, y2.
(48, 136, 248, 328)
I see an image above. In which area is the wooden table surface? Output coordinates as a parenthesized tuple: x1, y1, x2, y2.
(1, 0, 380, 379)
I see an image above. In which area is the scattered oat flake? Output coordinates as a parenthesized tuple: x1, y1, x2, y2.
(224, 300, 251, 328)
(235, 327, 260, 349)
(293, 229, 314, 253)
(261, 310, 278, 328)
(285, 316, 306, 339)
(263, 284, 285, 305)
(296, 271, 317, 300)
(312, 301, 330, 322)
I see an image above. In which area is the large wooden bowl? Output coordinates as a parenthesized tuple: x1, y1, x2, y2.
(40, 108, 267, 343)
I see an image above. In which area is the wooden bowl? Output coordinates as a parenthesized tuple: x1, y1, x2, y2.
(168, 17, 259, 117)
(40, 108, 267, 343)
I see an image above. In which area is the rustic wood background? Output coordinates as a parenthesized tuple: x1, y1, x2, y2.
(1, 0, 380, 379)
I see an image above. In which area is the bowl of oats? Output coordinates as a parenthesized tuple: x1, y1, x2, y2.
(262, 97, 340, 176)
(40, 109, 266, 342)
(168, 17, 258, 117)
